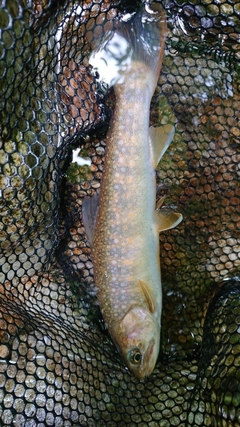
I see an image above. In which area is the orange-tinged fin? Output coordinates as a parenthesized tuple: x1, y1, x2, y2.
(154, 209, 182, 232)
(149, 124, 175, 169)
(82, 192, 99, 247)
(138, 280, 156, 314)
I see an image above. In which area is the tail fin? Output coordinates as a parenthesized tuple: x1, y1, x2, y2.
(88, 3, 166, 89)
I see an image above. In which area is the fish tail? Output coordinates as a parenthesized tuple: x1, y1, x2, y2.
(89, 3, 166, 90)
(115, 3, 167, 71)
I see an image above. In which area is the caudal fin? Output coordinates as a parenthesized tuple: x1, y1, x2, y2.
(88, 3, 166, 89)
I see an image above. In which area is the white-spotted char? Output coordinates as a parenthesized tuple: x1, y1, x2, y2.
(83, 3, 182, 379)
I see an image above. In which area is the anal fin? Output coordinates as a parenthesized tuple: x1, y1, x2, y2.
(149, 124, 175, 169)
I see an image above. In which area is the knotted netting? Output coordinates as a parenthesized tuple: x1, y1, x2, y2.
(0, 0, 239, 425)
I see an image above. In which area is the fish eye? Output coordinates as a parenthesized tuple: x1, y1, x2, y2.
(128, 348, 142, 365)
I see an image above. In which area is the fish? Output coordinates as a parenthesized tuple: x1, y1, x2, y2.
(82, 2, 182, 379)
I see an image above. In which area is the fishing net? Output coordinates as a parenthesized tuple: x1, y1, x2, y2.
(0, 0, 239, 425)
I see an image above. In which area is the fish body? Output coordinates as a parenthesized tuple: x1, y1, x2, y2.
(83, 3, 182, 379)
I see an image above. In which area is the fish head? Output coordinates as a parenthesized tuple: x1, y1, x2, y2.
(112, 306, 160, 379)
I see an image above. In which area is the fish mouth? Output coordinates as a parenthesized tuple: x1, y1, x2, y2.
(144, 339, 156, 377)
(135, 339, 156, 380)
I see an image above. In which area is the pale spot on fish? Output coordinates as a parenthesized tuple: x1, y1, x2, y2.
(126, 176, 133, 184)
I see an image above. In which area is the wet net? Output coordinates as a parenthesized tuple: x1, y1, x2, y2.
(0, 0, 239, 425)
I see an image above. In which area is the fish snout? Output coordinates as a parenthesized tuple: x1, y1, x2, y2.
(133, 338, 157, 380)
(143, 338, 157, 378)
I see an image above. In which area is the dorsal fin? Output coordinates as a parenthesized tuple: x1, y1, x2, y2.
(149, 124, 175, 169)
(138, 280, 156, 314)
(82, 192, 99, 247)
(154, 209, 182, 232)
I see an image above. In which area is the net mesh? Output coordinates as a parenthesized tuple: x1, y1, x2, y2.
(0, 0, 239, 425)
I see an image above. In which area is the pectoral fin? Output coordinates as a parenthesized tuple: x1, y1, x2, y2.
(155, 209, 182, 232)
(138, 280, 156, 314)
(82, 192, 99, 246)
(149, 124, 175, 169)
